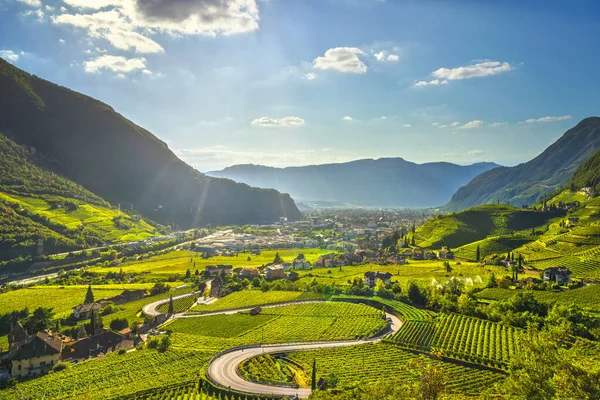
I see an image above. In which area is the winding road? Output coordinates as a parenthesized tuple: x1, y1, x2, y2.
(152, 298, 402, 399)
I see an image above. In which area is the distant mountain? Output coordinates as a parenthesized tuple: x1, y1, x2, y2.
(0, 58, 301, 227)
(445, 117, 600, 211)
(207, 159, 500, 208)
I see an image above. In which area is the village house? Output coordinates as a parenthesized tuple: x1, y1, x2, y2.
(386, 255, 407, 265)
(543, 267, 572, 285)
(265, 265, 285, 281)
(108, 289, 146, 305)
(438, 247, 454, 260)
(210, 275, 227, 297)
(424, 251, 438, 260)
(292, 254, 312, 270)
(235, 267, 259, 279)
(364, 271, 393, 287)
(411, 248, 425, 260)
(9, 329, 62, 378)
(62, 329, 131, 361)
(204, 265, 233, 277)
(72, 302, 108, 320)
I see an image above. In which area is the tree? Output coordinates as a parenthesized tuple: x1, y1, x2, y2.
(487, 272, 497, 288)
(77, 323, 87, 339)
(84, 284, 95, 304)
(411, 235, 416, 246)
(443, 261, 452, 273)
(90, 310, 103, 335)
(168, 294, 174, 315)
(109, 318, 128, 331)
(475, 245, 481, 262)
(407, 282, 425, 306)
(273, 252, 283, 264)
(185, 269, 191, 279)
(150, 282, 170, 296)
(23, 307, 54, 333)
(311, 358, 317, 391)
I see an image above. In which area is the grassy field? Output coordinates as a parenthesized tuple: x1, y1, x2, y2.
(391, 313, 520, 367)
(90, 248, 332, 277)
(188, 290, 323, 314)
(475, 285, 600, 312)
(240, 343, 505, 396)
(0, 282, 185, 318)
(294, 260, 507, 289)
(0, 191, 157, 243)
(170, 302, 387, 343)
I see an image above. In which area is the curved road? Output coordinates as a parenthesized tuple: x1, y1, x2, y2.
(200, 304, 402, 398)
(142, 290, 204, 317)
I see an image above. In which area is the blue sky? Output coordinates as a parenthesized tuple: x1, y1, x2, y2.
(1, 0, 599, 171)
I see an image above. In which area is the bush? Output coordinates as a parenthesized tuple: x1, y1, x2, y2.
(109, 317, 129, 331)
(118, 348, 126, 355)
(52, 362, 70, 372)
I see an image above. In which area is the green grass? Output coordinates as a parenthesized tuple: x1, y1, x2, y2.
(453, 235, 532, 261)
(0, 283, 183, 319)
(188, 290, 323, 314)
(390, 313, 520, 367)
(91, 248, 332, 278)
(476, 285, 600, 312)
(243, 343, 505, 396)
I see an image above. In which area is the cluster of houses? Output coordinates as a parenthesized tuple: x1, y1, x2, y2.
(72, 290, 146, 320)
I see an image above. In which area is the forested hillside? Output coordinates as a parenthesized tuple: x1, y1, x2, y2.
(0, 133, 158, 260)
(568, 146, 600, 195)
(0, 58, 301, 227)
(445, 117, 600, 211)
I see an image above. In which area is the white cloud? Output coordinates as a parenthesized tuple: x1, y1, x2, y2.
(0, 50, 21, 62)
(83, 54, 147, 74)
(437, 122, 461, 128)
(17, 0, 41, 7)
(59, 38, 66, 44)
(52, 0, 260, 55)
(342, 116, 353, 121)
(413, 79, 448, 88)
(373, 50, 399, 62)
(432, 60, 513, 81)
(468, 149, 485, 155)
(251, 116, 305, 127)
(522, 115, 572, 124)
(379, 116, 388, 120)
(313, 47, 367, 74)
(303, 72, 317, 81)
(460, 120, 484, 129)
(402, 124, 411, 127)
(489, 122, 508, 127)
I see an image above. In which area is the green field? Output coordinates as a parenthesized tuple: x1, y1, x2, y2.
(90, 248, 332, 277)
(476, 285, 600, 312)
(330, 295, 434, 321)
(188, 290, 323, 314)
(391, 313, 520, 367)
(241, 343, 505, 396)
(157, 293, 199, 313)
(0, 191, 158, 244)
(0, 282, 184, 318)
(171, 302, 387, 343)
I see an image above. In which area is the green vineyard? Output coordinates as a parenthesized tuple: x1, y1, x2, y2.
(330, 295, 434, 321)
(157, 294, 199, 313)
(391, 313, 520, 367)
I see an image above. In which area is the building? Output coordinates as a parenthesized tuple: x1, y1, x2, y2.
(10, 331, 62, 378)
(292, 257, 312, 270)
(108, 290, 146, 305)
(204, 265, 233, 277)
(438, 247, 454, 260)
(310, 217, 319, 227)
(210, 275, 226, 297)
(265, 265, 285, 281)
(386, 255, 407, 265)
(411, 248, 424, 260)
(236, 267, 259, 279)
(543, 267, 572, 285)
(364, 272, 393, 287)
(72, 302, 105, 320)
(62, 330, 131, 361)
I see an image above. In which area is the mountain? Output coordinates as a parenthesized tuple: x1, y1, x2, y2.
(0, 58, 301, 227)
(445, 117, 600, 211)
(567, 145, 600, 195)
(207, 159, 500, 208)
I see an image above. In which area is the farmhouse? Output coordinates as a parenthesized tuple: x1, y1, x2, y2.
(204, 265, 233, 277)
(438, 247, 454, 260)
(265, 265, 285, 281)
(108, 289, 146, 305)
(210, 275, 227, 298)
(364, 271, 392, 287)
(72, 302, 107, 320)
(236, 267, 259, 279)
(386, 255, 406, 265)
(293, 254, 312, 270)
(542, 267, 572, 285)
(62, 330, 131, 361)
(411, 248, 425, 260)
(9, 330, 62, 378)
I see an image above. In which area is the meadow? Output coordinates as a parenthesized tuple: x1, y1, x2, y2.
(240, 343, 505, 396)
(0, 282, 184, 318)
(90, 248, 332, 277)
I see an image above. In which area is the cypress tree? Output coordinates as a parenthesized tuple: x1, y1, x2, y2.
(475, 245, 481, 262)
(90, 311, 97, 335)
(311, 358, 317, 391)
(185, 269, 191, 279)
(168, 294, 174, 315)
(85, 284, 95, 304)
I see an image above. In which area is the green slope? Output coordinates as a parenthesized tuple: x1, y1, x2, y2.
(445, 117, 600, 211)
(0, 133, 159, 260)
(416, 204, 561, 249)
(0, 57, 301, 227)
(568, 146, 600, 195)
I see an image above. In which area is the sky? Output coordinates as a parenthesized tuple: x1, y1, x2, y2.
(1, 0, 599, 172)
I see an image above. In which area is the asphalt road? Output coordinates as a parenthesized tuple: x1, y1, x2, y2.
(205, 308, 402, 398)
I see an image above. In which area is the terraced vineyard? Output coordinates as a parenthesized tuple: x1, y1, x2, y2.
(330, 295, 434, 321)
(157, 294, 198, 313)
(391, 313, 520, 367)
(170, 302, 387, 343)
(476, 286, 600, 312)
(241, 343, 505, 396)
(188, 290, 323, 314)
(239, 354, 307, 388)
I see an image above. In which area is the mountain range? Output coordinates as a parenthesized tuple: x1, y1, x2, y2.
(0, 58, 301, 228)
(445, 117, 600, 211)
(207, 159, 500, 208)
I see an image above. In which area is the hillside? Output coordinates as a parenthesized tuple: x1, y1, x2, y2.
(568, 146, 600, 195)
(415, 204, 562, 249)
(445, 117, 600, 211)
(207, 159, 499, 208)
(0, 58, 301, 227)
(0, 133, 159, 260)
